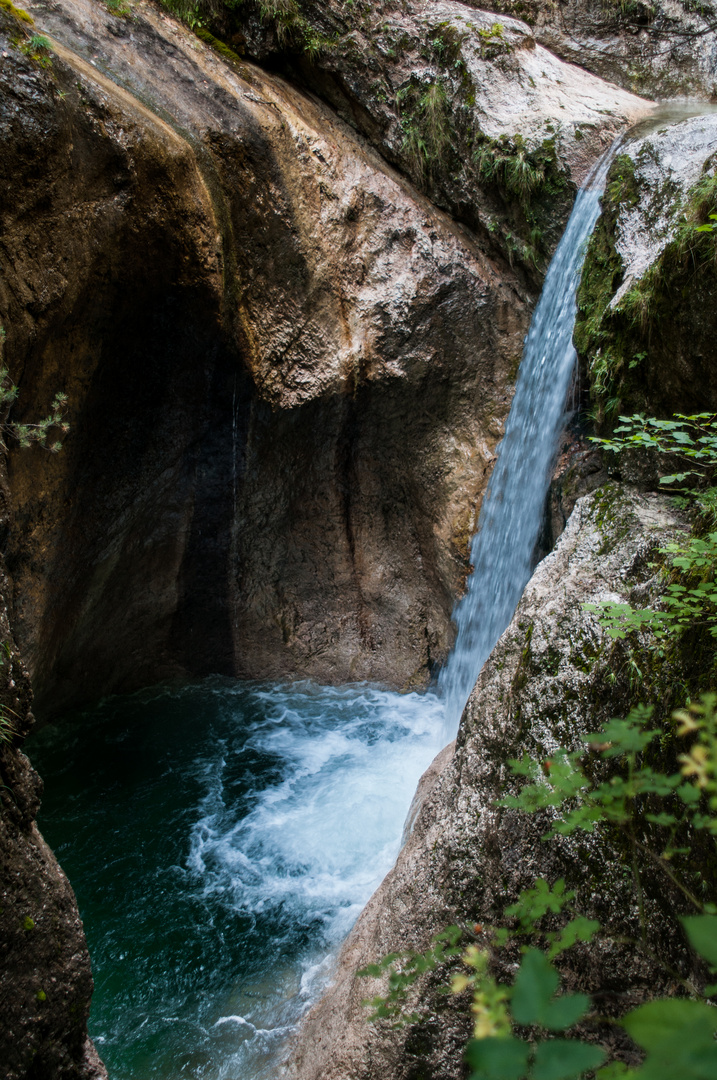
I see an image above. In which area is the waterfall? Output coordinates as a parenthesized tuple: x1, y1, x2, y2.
(29, 140, 629, 1080)
(438, 145, 620, 736)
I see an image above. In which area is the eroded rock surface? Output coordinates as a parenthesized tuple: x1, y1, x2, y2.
(575, 111, 717, 421)
(0, 489, 105, 1078)
(480, 0, 717, 99)
(217, 0, 652, 279)
(285, 485, 697, 1080)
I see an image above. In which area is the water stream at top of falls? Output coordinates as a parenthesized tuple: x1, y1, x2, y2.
(437, 146, 620, 737)
(29, 136, 628, 1080)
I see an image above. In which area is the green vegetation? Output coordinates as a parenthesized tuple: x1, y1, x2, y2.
(159, 0, 337, 60)
(587, 414, 717, 648)
(0, 0, 33, 25)
(195, 25, 246, 65)
(0, 330, 69, 452)
(104, 0, 132, 18)
(576, 156, 717, 422)
(471, 132, 570, 267)
(20, 32, 52, 64)
(0, 705, 16, 745)
(474, 133, 549, 204)
(360, 927, 462, 1024)
(0, 370, 68, 452)
(396, 78, 452, 180)
(476, 22, 511, 60)
(362, 695, 717, 1079)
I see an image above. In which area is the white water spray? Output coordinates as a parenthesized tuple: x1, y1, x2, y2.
(438, 146, 620, 736)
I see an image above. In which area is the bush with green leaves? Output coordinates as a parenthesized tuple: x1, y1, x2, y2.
(586, 413, 717, 644)
(362, 696, 717, 1079)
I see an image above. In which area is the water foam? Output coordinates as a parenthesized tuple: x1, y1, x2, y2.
(187, 682, 445, 943)
(31, 679, 445, 1080)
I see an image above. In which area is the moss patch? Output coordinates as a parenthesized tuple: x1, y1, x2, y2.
(0, 0, 33, 24)
(575, 154, 717, 426)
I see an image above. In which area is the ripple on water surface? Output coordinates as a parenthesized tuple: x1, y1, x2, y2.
(28, 678, 445, 1080)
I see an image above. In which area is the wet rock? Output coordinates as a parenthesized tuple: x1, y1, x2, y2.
(542, 431, 609, 552)
(0, 543, 105, 1078)
(285, 484, 695, 1080)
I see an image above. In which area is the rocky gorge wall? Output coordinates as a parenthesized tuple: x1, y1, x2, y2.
(283, 107, 717, 1080)
(1, 0, 649, 716)
(286, 487, 707, 1080)
(1, 1, 710, 1078)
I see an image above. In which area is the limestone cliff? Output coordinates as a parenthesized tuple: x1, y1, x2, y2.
(207, 0, 652, 282)
(479, 0, 717, 99)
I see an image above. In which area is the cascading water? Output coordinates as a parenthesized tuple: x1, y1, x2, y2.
(30, 680, 446, 1080)
(29, 143, 623, 1080)
(438, 145, 621, 736)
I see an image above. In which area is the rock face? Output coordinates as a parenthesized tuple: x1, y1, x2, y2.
(575, 112, 717, 422)
(0, 0, 650, 715)
(0, 493, 105, 1078)
(478, 0, 717, 99)
(217, 0, 652, 281)
(285, 485, 699, 1080)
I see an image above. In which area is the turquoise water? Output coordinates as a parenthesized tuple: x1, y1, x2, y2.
(28, 679, 444, 1080)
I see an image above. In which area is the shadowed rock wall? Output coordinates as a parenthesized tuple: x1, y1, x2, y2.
(1, 0, 521, 713)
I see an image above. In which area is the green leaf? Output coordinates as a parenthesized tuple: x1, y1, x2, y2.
(597, 1065, 635, 1079)
(511, 951, 589, 1030)
(682, 914, 717, 969)
(548, 917, 601, 959)
(505, 880, 574, 929)
(511, 949, 559, 1026)
(464, 1036, 530, 1080)
(629, 1039, 717, 1080)
(622, 998, 717, 1052)
(659, 473, 691, 485)
(542, 994, 591, 1032)
(532, 1039, 605, 1080)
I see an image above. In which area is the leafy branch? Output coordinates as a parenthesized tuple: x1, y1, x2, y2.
(587, 413, 717, 642)
(361, 695, 717, 1078)
(0, 331, 69, 452)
